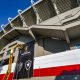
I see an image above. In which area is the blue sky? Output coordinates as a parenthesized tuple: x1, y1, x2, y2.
(0, 0, 37, 30)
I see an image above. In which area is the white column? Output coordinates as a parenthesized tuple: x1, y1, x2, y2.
(53, 1, 60, 15)
(52, 0, 62, 24)
(28, 28, 36, 41)
(64, 31, 70, 43)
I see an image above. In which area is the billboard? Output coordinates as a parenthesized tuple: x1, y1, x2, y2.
(14, 41, 34, 79)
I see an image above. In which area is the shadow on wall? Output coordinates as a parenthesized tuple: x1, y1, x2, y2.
(43, 38, 70, 54)
(55, 70, 80, 80)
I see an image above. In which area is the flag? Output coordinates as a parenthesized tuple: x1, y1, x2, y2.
(14, 41, 34, 79)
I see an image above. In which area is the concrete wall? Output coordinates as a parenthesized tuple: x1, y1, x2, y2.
(43, 38, 70, 54)
(22, 8, 36, 26)
(34, 38, 69, 57)
(34, 39, 44, 57)
(0, 35, 34, 60)
(12, 17, 23, 27)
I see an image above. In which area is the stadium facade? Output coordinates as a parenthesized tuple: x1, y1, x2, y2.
(0, 0, 80, 80)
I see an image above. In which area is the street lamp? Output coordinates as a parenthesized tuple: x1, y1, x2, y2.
(18, 9, 23, 20)
(8, 17, 13, 28)
(18, 9, 22, 14)
(1, 24, 6, 33)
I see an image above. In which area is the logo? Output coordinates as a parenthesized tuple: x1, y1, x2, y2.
(17, 62, 23, 72)
(25, 60, 32, 70)
(21, 51, 31, 56)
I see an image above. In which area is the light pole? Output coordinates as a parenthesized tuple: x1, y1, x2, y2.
(18, 9, 23, 21)
(1, 24, 6, 33)
(8, 17, 13, 28)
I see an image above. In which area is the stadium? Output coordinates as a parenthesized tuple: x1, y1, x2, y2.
(0, 0, 80, 80)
